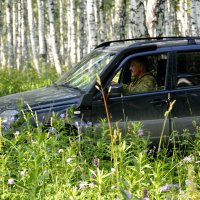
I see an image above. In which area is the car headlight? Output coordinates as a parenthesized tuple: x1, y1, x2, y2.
(0, 110, 19, 129)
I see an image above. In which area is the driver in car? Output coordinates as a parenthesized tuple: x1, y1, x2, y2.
(123, 57, 157, 93)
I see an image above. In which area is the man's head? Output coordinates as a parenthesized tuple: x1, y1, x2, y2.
(129, 57, 149, 78)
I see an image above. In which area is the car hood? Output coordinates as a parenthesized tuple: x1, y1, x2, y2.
(0, 85, 81, 112)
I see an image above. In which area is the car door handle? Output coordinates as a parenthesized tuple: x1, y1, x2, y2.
(150, 98, 167, 106)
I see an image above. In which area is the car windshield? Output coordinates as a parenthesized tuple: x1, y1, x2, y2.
(56, 50, 116, 90)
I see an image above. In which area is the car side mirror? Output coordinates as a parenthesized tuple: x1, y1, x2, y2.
(109, 83, 123, 97)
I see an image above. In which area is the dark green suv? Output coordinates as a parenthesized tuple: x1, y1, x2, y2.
(1, 37, 200, 144)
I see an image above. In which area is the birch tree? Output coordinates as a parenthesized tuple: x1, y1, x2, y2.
(37, 0, 46, 61)
(70, 0, 76, 64)
(59, 0, 65, 64)
(46, 0, 62, 74)
(114, 0, 126, 40)
(6, 0, 13, 67)
(12, 0, 17, 64)
(77, 0, 86, 61)
(0, 0, 3, 66)
(27, 0, 40, 73)
(189, 0, 200, 35)
(87, 0, 97, 51)
(99, 0, 106, 42)
(131, 0, 149, 37)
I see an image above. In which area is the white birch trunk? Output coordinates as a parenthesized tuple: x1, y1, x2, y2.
(131, 0, 149, 37)
(6, 0, 13, 67)
(27, 0, 40, 73)
(37, 0, 46, 60)
(87, 0, 97, 51)
(145, 0, 157, 37)
(12, 0, 17, 64)
(128, 0, 134, 38)
(59, 0, 65, 64)
(21, 0, 26, 61)
(46, 0, 62, 74)
(70, 0, 76, 64)
(77, 0, 85, 61)
(196, 0, 200, 35)
(114, 0, 126, 40)
(16, 0, 21, 69)
(189, 0, 200, 35)
(99, 0, 106, 42)
(0, 0, 3, 66)
(66, 0, 71, 65)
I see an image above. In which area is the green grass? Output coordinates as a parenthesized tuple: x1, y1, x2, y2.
(0, 66, 59, 96)
(0, 67, 200, 199)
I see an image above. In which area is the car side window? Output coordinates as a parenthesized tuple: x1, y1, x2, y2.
(176, 52, 200, 88)
(116, 53, 167, 94)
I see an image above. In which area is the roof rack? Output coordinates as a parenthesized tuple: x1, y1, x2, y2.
(95, 36, 200, 48)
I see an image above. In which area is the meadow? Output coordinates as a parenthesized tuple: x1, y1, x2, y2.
(0, 67, 200, 200)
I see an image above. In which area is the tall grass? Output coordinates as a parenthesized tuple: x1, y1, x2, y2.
(0, 68, 199, 199)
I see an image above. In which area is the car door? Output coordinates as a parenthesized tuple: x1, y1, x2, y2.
(91, 52, 172, 145)
(170, 49, 200, 138)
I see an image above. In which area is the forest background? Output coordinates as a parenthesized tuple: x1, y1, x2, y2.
(0, 0, 200, 75)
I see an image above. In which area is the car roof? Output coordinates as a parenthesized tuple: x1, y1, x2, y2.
(95, 37, 200, 52)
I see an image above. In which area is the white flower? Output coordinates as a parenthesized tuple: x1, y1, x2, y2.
(89, 182, 95, 188)
(8, 178, 15, 185)
(14, 131, 20, 136)
(111, 168, 116, 172)
(79, 182, 87, 189)
(20, 170, 26, 176)
(111, 185, 115, 190)
(58, 149, 64, 153)
(66, 157, 73, 163)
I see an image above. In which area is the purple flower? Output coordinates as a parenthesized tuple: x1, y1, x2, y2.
(143, 188, 148, 197)
(8, 178, 15, 185)
(160, 185, 170, 192)
(138, 129, 144, 136)
(185, 180, 190, 185)
(183, 156, 193, 163)
(60, 113, 65, 118)
(93, 156, 99, 167)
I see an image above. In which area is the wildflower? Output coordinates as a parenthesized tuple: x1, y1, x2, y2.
(66, 157, 73, 163)
(89, 182, 95, 188)
(138, 128, 144, 136)
(143, 188, 148, 197)
(124, 190, 132, 199)
(20, 170, 26, 176)
(58, 149, 64, 153)
(93, 156, 99, 167)
(160, 185, 170, 192)
(14, 131, 20, 136)
(111, 168, 116, 173)
(185, 180, 190, 185)
(44, 170, 48, 175)
(8, 178, 15, 185)
(79, 182, 87, 189)
(60, 113, 65, 118)
(48, 127, 57, 134)
(183, 156, 193, 163)
(144, 198, 150, 200)
(111, 185, 115, 190)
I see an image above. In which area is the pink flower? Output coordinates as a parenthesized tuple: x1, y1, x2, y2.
(8, 178, 15, 185)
